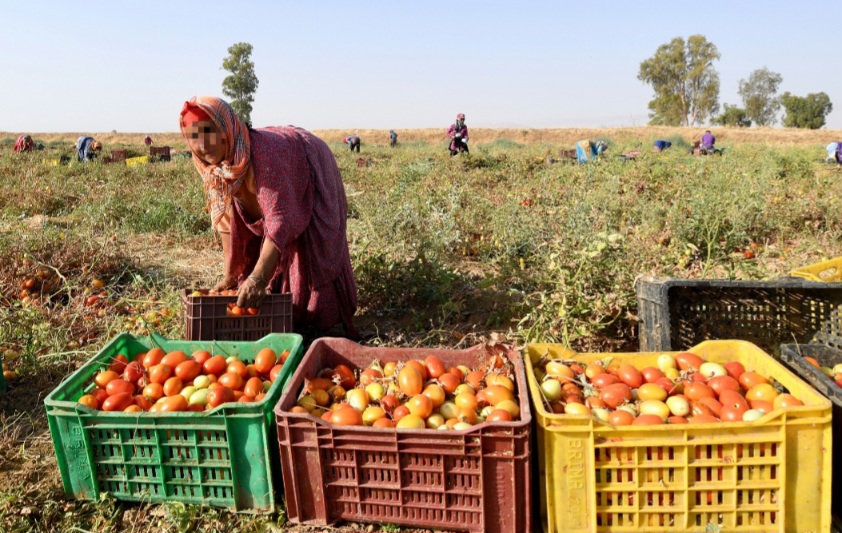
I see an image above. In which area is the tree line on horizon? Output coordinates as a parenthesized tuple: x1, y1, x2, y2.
(638, 35, 833, 129)
(222, 38, 831, 131)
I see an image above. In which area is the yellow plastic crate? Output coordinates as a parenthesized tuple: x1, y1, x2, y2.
(125, 155, 149, 166)
(525, 340, 832, 533)
(791, 257, 842, 282)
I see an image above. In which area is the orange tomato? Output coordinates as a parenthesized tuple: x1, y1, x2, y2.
(94, 370, 120, 389)
(722, 361, 746, 381)
(563, 402, 591, 416)
(158, 395, 188, 412)
(392, 405, 410, 422)
(330, 406, 363, 426)
(584, 397, 607, 409)
(218, 372, 243, 391)
(360, 368, 383, 386)
(638, 383, 668, 402)
(745, 383, 778, 404)
(227, 360, 248, 379)
(608, 410, 635, 426)
(163, 377, 183, 396)
(269, 364, 284, 383)
(486, 354, 505, 370)
(244, 377, 264, 398)
(684, 382, 715, 401)
(584, 363, 605, 379)
(483, 385, 515, 406)
(102, 392, 133, 412)
(688, 414, 720, 424)
(738, 371, 769, 391)
(438, 372, 460, 394)
(142, 347, 166, 369)
(720, 403, 748, 422)
(380, 394, 400, 413)
(404, 360, 429, 381)
(422, 384, 446, 407)
(143, 383, 164, 402)
(372, 417, 395, 428)
(632, 414, 665, 426)
(616, 364, 643, 388)
(486, 409, 513, 422)
(803, 356, 821, 369)
(674, 352, 704, 371)
(246, 307, 260, 316)
(206, 385, 234, 408)
(773, 393, 803, 409)
(486, 374, 515, 392)
(707, 375, 741, 396)
(591, 373, 619, 389)
(448, 366, 464, 381)
(203, 355, 228, 376)
(124, 405, 143, 413)
(749, 399, 774, 413)
(77, 394, 99, 409)
(466, 370, 485, 390)
(253, 348, 278, 374)
(546, 362, 575, 383)
(306, 377, 333, 392)
(175, 360, 201, 382)
(696, 396, 723, 417)
(160, 351, 188, 369)
(191, 350, 212, 366)
(640, 366, 664, 384)
(148, 364, 172, 385)
(332, 364, 357, 388)
(398, 366, 423, 396)
(407, 394, 433, 418)
(667, 415, 688, 424)
(455, 391, 479, 411)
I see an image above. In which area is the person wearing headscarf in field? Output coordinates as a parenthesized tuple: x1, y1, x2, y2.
(144, 135, 153, 146)
(653, 140, 672, 152)
(389, 130, 398, 148)
(13, 135, 35, 154)
(179, 96, 358, 338)
(447, 113, 469, 156)
(76, 136, 102, 162)
(343, 136, 361, 153)
(826, 142, 842, 164)
(575, 139, 608, 163)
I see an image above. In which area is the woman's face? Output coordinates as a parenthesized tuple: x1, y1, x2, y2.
(184, 120, 227, 165)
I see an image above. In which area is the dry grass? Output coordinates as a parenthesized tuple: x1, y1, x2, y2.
(5, 126, 840, 151)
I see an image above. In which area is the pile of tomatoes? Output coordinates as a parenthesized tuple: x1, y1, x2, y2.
(533, 351, 806, 425)
(290, 354, 521, 429)
(188, 289, 259, 317)
(78, 346, 289, 413)
(802, 355, 842, 388)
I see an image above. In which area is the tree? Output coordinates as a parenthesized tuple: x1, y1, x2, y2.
(221, 42, 259, 125)
(638, 35, 721, 126)
(713, 104, 751, 127)
(738, 68, 782, 126)
(781, 92, 833, 129)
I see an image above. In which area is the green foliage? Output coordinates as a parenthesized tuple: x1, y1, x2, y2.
(638, 35, 721, 126)
(781, 91, 833, 129)
(713, 104, 751, 127)
(221, 42, 259, 125)
(738, 67, 782, 126)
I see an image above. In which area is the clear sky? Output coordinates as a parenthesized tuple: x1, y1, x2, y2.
(2, 1, 839, 132)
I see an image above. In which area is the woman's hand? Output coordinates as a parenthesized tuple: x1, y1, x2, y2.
(213, 275, 238, 292)
(236, 275, 267, 309)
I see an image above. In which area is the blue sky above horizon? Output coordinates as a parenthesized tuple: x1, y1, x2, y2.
(1, 1, 839, 132)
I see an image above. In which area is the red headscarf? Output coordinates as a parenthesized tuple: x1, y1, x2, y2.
(179, 96, 252, 230)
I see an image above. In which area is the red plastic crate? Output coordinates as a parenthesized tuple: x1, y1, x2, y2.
(181, 289, 293, 341)
(273, 337, 532, 533)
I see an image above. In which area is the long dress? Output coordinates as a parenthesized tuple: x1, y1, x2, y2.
(227, 126, 359, 337)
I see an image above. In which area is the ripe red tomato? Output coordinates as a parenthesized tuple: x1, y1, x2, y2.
(246, 307, 260, 315)
(674, 352, 704, 371)
(253, 348, 278, 374)
(424, 356, 446, 379)
(227, 360, 249, 379)
(718, 389, 749, 410)
(591, 373, 619, 389)
(105, 379, 135, 397)
(122, 361, 145, 383)
(608, 409, 635, 426)
(243, 377, 264, 398)
(207, 385, 234, 408)
(77, 394, 99, 409)
(148, 364, 172, 385)
(696, 396, 723, 417)
(203, 355, 228, 376)
(109, 354, 129, 374)
(91, 387, 109, 406)
(723, 361, 746, 381)
(640, 367, 664, 384)
(720, 404, 748, 422)
(707, 375, 741, 396)
(142, 348, 165, 369)
(218, 372, 244, 391)
(191, 350, 212, 365)
(616, 364, 643, 388)
(333, 364, 357, 389)
(632, 414, 665, 426)
(160, 351, 188, 369)
(738, 371, 768, 391)
(174, 360, 201, 382)
(102, 392, 133, 412)
(599, 383, 633, 408)
(684, 382, 715, 401)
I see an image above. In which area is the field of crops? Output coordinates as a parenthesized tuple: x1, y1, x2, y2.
(1, 127, 841, 532)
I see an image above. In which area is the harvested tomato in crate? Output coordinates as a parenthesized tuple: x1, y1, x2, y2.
(274, 337, 532, 533)
(525, 339, 832, 533)
(181, 289, 293, 341)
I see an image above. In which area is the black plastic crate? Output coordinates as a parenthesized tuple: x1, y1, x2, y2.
(636, 276, 842, 354)
(779, 341, 842, 531)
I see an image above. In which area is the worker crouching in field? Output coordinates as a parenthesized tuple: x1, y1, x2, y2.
(447, 113, 469, 156)
(343, 136, 361, 152)
(575, 139, 608, 163)
(653, 140, 672, 152)
(389, 130, 398, 148)
(13, 135, 35, 154)
(180, 96, 359, 338)
(76, 136, 102, 162)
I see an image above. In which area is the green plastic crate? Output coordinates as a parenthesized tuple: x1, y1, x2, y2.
(44, 332, 303, 513)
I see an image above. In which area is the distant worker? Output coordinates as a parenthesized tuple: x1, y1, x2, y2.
(13, 135, 35, 154)
(389, 130, 398, 148)
(653, 140, 672, 152)
(700, 130, 716, 153)
(144, 135, 153, 146)
(343, 136, 361, 153)
(575, 139, 608, 163)
(447, 113, 469, 156)
(76, 136, 102, 162)
(826, 142, 842, 164)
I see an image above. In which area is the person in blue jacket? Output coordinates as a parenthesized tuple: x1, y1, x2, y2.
(653, 140, 672, 152)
